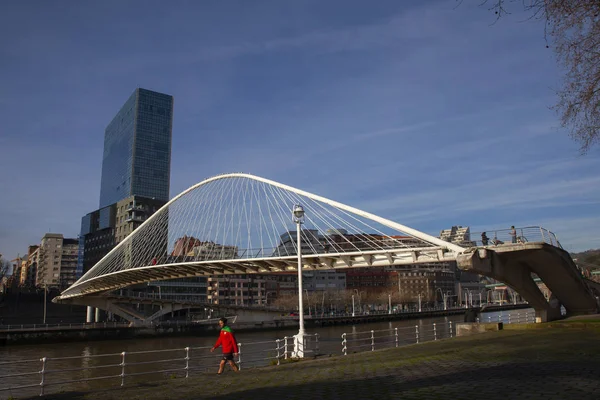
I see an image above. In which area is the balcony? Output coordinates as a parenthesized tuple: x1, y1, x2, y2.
(126, 205, 148, 213)
(125, 213, 144, 223)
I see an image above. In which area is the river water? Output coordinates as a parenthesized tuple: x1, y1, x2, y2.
(0, 308, 533, 399)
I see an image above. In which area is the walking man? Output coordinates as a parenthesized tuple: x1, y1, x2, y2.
(210, 317, 239, 374)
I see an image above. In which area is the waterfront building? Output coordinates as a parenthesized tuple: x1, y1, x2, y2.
(23, 245, 39, 288)
(36, 233, 78, 289)
(439, 225, 476, 247)
(208, 274, 277, 306)
(142, 239, 239, 303)
(303, 270, 346, 291)
(10, 256, 25, 286)
(171, 235, 203, 257)
(78, 88, 173, 277)
(273, 229, 324, 256)
(99, 88, 174, 209)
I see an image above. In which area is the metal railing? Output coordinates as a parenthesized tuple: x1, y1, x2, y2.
(275, 333, 320, 363)
(470, 226, 561, 249)
(341, 322, 453, 355)
(478, 310, 536, 324)
(0, 334, 319, 398)
(340, 312, 536, 356)
(0, 321, 131, 332)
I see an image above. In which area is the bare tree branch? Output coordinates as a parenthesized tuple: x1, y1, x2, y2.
(460, 0, 600, 152)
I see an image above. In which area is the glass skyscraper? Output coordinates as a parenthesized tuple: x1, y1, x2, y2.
(99, 88, 174, 208)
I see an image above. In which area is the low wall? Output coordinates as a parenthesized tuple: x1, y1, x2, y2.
(456, 322, 503, 337)
(0, 328, 136, 345)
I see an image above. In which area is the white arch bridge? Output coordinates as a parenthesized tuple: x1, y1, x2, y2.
(56, 173, 599, 323)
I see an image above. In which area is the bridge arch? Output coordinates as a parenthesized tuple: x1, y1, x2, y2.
(60, 173, 464, 299)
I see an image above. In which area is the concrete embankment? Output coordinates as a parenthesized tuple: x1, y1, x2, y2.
(1, 304, 527, 346)
(20, 318, 600, 400)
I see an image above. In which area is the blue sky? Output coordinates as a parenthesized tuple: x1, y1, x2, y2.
(1, 0, 599, 259)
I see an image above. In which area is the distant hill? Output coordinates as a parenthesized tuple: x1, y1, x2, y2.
(571, 249, 600, 269)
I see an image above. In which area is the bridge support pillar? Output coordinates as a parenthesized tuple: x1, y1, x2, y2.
(457, 247, 561, 322)
(86, 306, 94, 323)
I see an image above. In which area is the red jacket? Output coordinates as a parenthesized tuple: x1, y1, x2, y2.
(213, 326, 239, 354)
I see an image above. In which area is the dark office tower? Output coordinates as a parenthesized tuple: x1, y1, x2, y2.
(99, 88, 174, 209)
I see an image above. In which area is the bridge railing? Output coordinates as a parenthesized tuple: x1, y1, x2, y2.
(0, 335, 317, 398)
(340, 311, 536, 355)
(478, 310, 536, 324)
(341, 322, 453, 355)
(275, 334, 320, 362)
(470, 226, 562, 249)
(0, 321, 131, 332)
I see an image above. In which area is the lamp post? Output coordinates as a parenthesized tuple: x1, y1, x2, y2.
(446, 291, 454, 309)
(397, 273, 402, 311)
(293, 205, 306, 358)
(353, 289, 362, 315)
(304, 289, 311, 317)
(463, 288, 471, 308)
(436, 288, 446, 311)
(43, 283, 47, 324)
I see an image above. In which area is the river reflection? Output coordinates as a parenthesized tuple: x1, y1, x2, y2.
(0, 308, 533, 399)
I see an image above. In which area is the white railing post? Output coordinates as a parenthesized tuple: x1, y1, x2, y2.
(120, 351, 126, 386)
(184, 347, 189, 378)
(284, 336, 289, 359)
(39, 357, 47, 396)
(449, 321, 453, 338)
(276, 339, 281, 365)
(508, 314, 512, 324)
(433, 323, 437, 341)
(314, 333, 320, 354)
(394, 328, 399, 347)
(237, 343, 242, 370)
(342, 333, 347, 356)
(371, 330, 375, 351)
(415, 325, 419, 344)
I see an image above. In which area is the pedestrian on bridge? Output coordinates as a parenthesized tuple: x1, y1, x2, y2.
(210, 317, 239, 374)
(481, 232, 489, 246)
(510, 226, 517, 244)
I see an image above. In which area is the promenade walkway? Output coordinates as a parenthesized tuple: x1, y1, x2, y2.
(28, 321, 600, 400)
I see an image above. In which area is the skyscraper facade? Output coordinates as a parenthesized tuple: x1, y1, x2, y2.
(99, 88, 174, 208)
(77, 88, 173, 278)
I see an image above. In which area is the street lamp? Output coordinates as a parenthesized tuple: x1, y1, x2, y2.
(436, 288, 447, 311)
(353, 289, 362, 315)
(464, 288, 471, 308)
(304, 289, 311, 317)
(292, 204, 306, 358)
